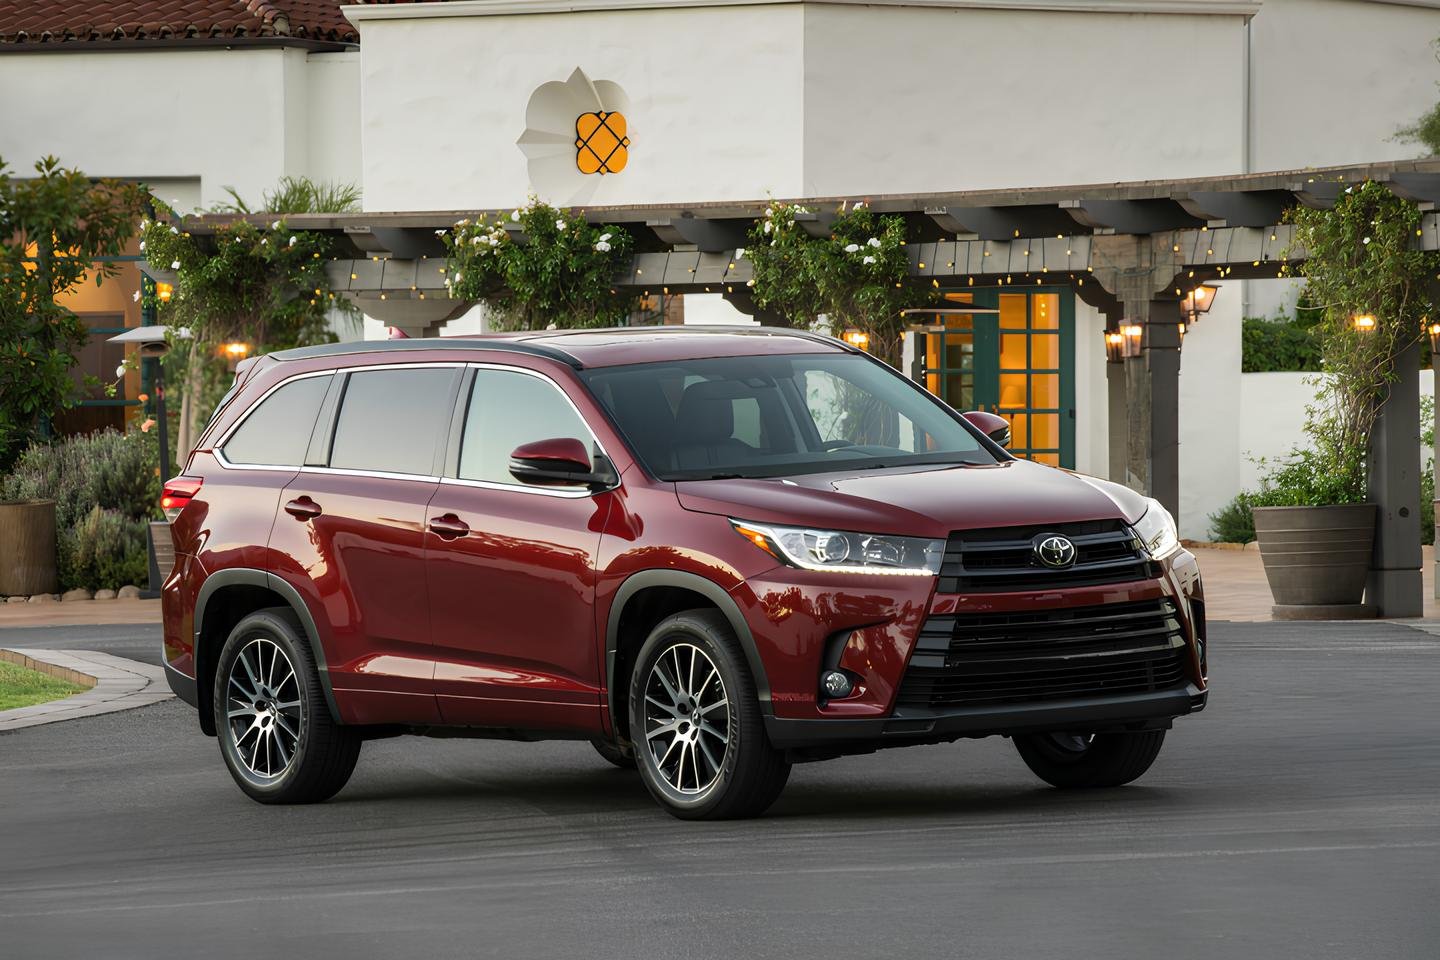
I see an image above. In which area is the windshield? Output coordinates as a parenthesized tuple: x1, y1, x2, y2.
(579, 352, 1001, 481)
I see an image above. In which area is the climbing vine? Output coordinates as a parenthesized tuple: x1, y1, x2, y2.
(441, 198, 636, 330)
(743, 200, 927, 367)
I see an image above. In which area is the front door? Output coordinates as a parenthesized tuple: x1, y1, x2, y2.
(923, 288, 1075, 467)
(423, 366, 613, 733)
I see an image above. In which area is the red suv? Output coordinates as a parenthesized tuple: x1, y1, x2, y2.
(160, 327, 1206, 819)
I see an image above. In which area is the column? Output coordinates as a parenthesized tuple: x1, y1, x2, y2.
(1367, 338, 1423, 617)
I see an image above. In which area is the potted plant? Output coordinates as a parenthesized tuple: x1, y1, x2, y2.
(1250, 181, 1437, 615)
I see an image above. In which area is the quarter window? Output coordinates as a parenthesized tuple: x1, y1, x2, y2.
(221, 374, 331, 467)
(458, 370, 594, 487)
(330, 368, 456, 476)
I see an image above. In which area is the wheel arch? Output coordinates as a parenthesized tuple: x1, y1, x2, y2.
(194, 568, 341, 735)
(605, 570, 772, 742)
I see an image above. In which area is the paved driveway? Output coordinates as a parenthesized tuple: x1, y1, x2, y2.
(1, 620, 1437, 959)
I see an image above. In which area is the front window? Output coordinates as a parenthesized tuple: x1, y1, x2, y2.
(580, 353, 1000, 481)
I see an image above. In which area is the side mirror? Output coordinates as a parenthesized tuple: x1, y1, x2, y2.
(963, 411, 1011, 448)
(509, 437, 617, 489)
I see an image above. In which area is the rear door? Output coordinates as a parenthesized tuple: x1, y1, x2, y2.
(423, 365, 614, 732)
(268, 363, 462, 726)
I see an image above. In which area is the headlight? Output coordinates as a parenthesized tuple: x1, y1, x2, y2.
(1131, 498, 1179, 560)
(731, 519, 944, 576)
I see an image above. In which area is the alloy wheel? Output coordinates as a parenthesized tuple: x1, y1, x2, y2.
(643, 643, 731, 795)
(225, 637, 304, 780)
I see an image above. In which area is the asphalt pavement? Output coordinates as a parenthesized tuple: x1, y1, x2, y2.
(1, 620, 1437, 959)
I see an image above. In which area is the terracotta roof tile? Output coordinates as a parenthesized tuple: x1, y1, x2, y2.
(0, 1, 423, 46)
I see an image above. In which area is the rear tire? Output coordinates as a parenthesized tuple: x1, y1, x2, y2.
(1014, 729, 1166, 788)
(213, 607, 360, 804)
(629, 609, 790, 820)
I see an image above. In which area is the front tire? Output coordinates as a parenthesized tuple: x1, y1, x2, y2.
(1014, 729, 1166, 788)
(629, 609, 790, 820)
(214, 607, 360, 804)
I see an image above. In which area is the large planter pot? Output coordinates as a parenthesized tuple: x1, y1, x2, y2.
(1252, 503, 1376, 613)
(0, 499, 58, 596)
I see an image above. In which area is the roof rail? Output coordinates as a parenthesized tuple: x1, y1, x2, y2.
(269, 338, 584, 368)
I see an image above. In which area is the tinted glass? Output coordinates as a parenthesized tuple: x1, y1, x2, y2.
(330, 368, 455, 475)
(459, 370, 593, 486)
(222, 374, 331, 467)
(581, 353, 997, 480)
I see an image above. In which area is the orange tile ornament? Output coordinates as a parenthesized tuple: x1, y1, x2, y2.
(575, 111, 630, 175)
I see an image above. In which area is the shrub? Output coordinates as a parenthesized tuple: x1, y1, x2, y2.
(1240, 316, 1322, 373)
(1208, 493, 1257, 543)
(2, 427, 160, 589)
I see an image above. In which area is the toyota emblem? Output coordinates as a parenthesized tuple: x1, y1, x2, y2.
(1033, 534, 1078, 569)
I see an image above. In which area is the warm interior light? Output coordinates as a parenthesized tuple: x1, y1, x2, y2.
(1121, 323, 1144, 338)
(222, 341, 250, 358)
(1352, 314, 1377, 331)
(154, 281, 174, 303)
(842, 329, 870, 350)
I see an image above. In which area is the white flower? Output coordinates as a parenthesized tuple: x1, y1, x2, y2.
(594, 241, 612, 252)
(271, 220, 281, 230)
(862, 255, 876, 265)
(434, 229, 446, 237)
(139, 219, 149, 230)
(454, 272, 463, 282)
(511, 209, 521, 222)
(487, 236, 499, 246)
(472, 236, 483, 245)
(139, 241, 146, 252)
(260, 239, 267, 245)
(763, 222, 773, 234)
(1363, 237, 1372, 245)
(170, 226, 179, 235)
(170, 260, 181, 269)
(132, 290, 141, 302)
(867, 237, 881, 248)
(844, 243, 860, 253)
(765, 207, 774, 217)
(599, 232, 612, 242)
(288, 236, 297, 247)
(735, 247, 745, 259)
(555, 219, 567, 231)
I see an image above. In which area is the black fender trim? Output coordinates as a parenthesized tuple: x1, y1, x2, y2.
(604, 569, 773, 733)
(194, 568, 342, 725)
(165, 661, 198, 707)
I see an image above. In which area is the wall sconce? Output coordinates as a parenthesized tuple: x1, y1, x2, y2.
(1104, 329, 1125, 363)
(842, 328, 870, 351)
(1351, 313, 1377, 332)
(1180, 284, 1218, 328)
(1428, 318, 1440, 355)
(154, 281, 174, 303)
(1121, 323, 1144, 358)
(219, 341, 252, 371)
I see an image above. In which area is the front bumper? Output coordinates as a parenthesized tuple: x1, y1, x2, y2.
(764, 684, 1206, 751)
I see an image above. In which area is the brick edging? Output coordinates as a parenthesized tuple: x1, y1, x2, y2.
(0, 649, 173, 732)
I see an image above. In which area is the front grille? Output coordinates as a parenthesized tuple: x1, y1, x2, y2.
(897, 598, 1189, 709)
(937, 519, 1157, 593)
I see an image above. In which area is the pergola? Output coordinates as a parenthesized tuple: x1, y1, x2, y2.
(173, 158, 1440, 615)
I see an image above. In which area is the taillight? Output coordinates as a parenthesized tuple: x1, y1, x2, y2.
(161, 477, 203, 522)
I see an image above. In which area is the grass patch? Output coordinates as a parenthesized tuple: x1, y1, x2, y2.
(0, 660, 87, 711)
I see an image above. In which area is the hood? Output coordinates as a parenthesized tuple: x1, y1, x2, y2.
(676, 460, 1150, 538)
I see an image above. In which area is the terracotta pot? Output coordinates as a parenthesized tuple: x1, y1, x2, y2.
(1252, 504, 1376, 606)
(0, 499, 58, 596)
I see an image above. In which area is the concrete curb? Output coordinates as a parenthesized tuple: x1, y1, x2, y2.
(0, 648, 173, 732)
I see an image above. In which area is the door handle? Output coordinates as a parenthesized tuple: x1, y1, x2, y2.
(284, 496, 322, 520)
(428, 514, 470, 540)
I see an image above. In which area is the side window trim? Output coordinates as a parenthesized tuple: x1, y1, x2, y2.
(442, 362, 615, 498)
(214, 370, 334, 470)
(304, 372, 346, 467)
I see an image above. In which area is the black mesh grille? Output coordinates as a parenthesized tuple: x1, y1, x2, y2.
(898, 598, 1189, 709)
(937, 519, 1157, 593)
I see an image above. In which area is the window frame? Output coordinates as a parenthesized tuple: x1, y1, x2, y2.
(440, 363, 616, 500)
(320, 363, 464, 480)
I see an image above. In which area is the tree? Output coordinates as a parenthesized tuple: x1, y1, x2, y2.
(0, 156, 147, 469)
(1396, 38, 1440, 156)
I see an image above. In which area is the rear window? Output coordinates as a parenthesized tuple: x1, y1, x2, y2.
(221, 374, 331, 467)
(329, 367, 456, 476)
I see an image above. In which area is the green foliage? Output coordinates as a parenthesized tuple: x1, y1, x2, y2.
(1396, 38, 1440, 156)
(211, 176, 361, 215)
(1208, 492, 1257, 543)
(0, 156, 148, 469)
(1254, 182, 1440, 505)
(1, 428, 161, 589)
(1240, 314, 1323, 372)
(441, 198, 637, 330)
(743, 201, 928, 367)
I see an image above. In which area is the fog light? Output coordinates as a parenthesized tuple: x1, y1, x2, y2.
(821, 670, 853, 699)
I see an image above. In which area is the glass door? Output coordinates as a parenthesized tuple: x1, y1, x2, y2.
(920, 288, 1075, 467)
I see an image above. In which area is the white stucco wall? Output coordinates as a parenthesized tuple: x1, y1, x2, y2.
(0, 47, 359, 210)
(802, 5, 1249, 195)
(1178, 286, 1244, 539)
(353, 4, 808, 211)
